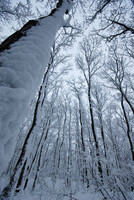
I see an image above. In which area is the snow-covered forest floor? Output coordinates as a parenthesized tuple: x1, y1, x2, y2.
(11, 179, 102, 200)
(8, 177, 134, 200)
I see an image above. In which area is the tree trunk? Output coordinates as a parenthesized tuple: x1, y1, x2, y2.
(121, 94, 134, 160)
(0, 0, 71, 176)
(88, 86, 103, 179)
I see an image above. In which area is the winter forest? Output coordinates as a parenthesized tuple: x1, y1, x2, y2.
(0, 0, 134, 199)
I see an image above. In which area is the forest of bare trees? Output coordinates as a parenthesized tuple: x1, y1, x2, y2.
(0, 0, 134, 200)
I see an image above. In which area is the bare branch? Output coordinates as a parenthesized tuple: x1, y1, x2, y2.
(91, 0, 112, 22)
(110, 20, 134, 34)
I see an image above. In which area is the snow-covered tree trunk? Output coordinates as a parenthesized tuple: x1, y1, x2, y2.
(0, 0, 72, 175)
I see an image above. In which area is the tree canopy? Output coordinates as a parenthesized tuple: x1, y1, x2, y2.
(0, 0, 134, 200)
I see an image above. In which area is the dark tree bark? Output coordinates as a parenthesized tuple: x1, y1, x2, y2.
(121, 94, 134, 161)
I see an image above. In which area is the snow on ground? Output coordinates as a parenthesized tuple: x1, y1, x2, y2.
(10, 178, 103, 200)
(63, 191, 103, 200)
(9, 190, 103, 200)
(11, 190, 134, 200)
(6, 177, 134, 200)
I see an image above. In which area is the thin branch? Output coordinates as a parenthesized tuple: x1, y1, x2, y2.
(110, 20, 134, 34)
(97, 29, 127, 42)
(91, 0, 112, 22)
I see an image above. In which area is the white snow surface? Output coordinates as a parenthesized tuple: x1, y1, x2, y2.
(0, 0, 70, 175)
(64, 191, 103, 200)
(5, 177, 134, 200)
(8, 178, 104, 200)
(10, 191, 103, 200)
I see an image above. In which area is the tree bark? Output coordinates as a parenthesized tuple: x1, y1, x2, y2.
(121, 94, 134, 160)
(0, 0, 71, 177)
(0, 1, 72, 197)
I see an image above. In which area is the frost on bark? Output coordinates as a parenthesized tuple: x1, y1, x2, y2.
(0, 0, 72, 176)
